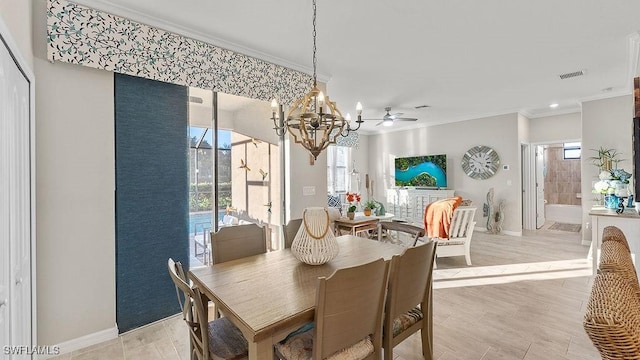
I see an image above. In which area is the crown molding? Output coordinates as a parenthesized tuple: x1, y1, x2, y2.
(69, 0, 331, 83)
(579, 89, 632, 103)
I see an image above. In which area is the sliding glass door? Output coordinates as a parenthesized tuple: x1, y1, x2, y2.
(188, 89, 284, 267)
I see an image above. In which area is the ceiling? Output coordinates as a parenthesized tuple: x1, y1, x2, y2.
(75, 0, 640, 134)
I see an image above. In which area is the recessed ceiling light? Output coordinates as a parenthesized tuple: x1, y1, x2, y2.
(549, 103, 559, 108)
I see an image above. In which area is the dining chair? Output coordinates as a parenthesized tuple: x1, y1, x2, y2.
(275, 258, 390, 360)
(210, 223, 267, 264)
(283, 218, 302, 249)
(602, 225, 630, 252)
(377, 221, 426, 247)
(167, 258, 249, 360)
(383, 241, 437, 360)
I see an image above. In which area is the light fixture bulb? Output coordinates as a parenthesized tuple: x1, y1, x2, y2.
(549, 103, 559, 108)
(382, 119, 393, 127)
(345, 113, 351, 122)
(317, 91, 325, 107)
(271, 99, 278, 111)
(356, 102, 363, 114)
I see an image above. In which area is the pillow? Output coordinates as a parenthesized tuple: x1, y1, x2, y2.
(327, 194, 342, 214)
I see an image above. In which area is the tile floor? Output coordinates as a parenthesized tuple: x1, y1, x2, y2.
(52, 224, 600, 359)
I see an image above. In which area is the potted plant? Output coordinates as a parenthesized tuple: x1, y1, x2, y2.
(363, 199, 378, 216)
(345, 192, 361, 220)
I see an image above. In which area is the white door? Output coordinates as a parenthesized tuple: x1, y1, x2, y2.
(1, 32, 33, 358)
(535, 146, 546, 228)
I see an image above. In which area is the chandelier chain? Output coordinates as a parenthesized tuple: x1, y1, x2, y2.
(312, 0, 317, 86)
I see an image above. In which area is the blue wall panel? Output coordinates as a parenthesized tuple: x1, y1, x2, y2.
(115, 73, 189, 332)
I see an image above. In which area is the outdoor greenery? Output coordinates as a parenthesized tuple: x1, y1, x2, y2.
(189, 182, 231, 212)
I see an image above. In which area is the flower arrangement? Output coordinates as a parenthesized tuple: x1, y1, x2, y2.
(589, 147, 631, 197)
(345, 192, 361, 213)
(593, 168, 632, 197)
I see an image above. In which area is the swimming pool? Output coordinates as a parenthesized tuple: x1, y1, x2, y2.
(189, 210, 224, 235)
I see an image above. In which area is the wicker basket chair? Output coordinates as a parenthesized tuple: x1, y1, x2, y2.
(584, 272, 640, 359)
(602, 225, 631, 252)
(599, 240, 640, 298)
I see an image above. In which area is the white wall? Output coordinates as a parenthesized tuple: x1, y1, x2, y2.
(368, 113, 523, 234)
(32, 0, 116, 345)
(529, 112, 581, 143)
(581, 95, 633, 242)
(34, 58, 116, 346)
(0, 0, 33, 70)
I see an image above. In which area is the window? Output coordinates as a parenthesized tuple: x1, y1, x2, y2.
(563, 142, 581, 159)
(327, 145, 352, 194)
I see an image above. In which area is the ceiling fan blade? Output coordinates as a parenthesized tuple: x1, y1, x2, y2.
(375, 121, 384, 126)
(389, 113, 404, 118)
(363, 118, 383, 121)
(395, 117, 418, 121)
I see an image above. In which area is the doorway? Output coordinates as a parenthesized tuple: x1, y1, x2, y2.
(523, 141, 582, 231)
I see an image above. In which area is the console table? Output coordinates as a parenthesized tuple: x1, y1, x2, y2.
(386, 188, 455, 224)
(589, 206, 640, 278)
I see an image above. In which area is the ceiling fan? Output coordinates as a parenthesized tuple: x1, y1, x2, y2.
(364, 107, 418, 127)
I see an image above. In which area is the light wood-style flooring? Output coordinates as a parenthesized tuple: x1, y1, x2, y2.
(52, 224, 599, 359)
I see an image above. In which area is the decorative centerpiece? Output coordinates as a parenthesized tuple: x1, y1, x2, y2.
(363, 199, 378, 216)
(345, 192, 360, 220)
(590, 148, 632, 210)
(291, 207, 339, 265)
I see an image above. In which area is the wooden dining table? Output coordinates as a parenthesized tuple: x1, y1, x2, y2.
(188, 235, 405, 360)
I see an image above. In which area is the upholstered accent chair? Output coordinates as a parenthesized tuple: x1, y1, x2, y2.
(167, 258, 249, 360)
(383, 241, 437, 360)
(275, 259, 390, 360)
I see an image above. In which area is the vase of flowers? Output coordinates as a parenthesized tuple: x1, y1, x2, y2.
(593, 167, 632, 209)
(345, 192, 360, 220)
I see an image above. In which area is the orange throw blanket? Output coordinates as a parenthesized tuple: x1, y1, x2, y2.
(423, 196, 462, 239)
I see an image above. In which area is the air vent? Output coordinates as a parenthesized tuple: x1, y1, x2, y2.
(558, 69, 586, 80)
(189, 96, 203, 104)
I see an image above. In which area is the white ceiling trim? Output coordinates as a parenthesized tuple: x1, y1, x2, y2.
(70, 0, 331, 83)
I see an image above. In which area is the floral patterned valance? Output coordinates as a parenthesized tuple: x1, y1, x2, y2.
(46, 0, 312, 105)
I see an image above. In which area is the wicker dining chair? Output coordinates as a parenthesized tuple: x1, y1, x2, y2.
(383, 241, 437, 360)
(584, 272, 640, 359)
(602, 225, 631, 252)
(599, 240, 640, 298)
(275, 259, 390, 360)
(167, 258, 248, 360)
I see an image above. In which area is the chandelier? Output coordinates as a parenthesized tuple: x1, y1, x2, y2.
(271, 0, 363, 159)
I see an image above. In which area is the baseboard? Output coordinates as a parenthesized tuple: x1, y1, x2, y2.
(476, 227, 522, 237)
(38, 325, 118, 359)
